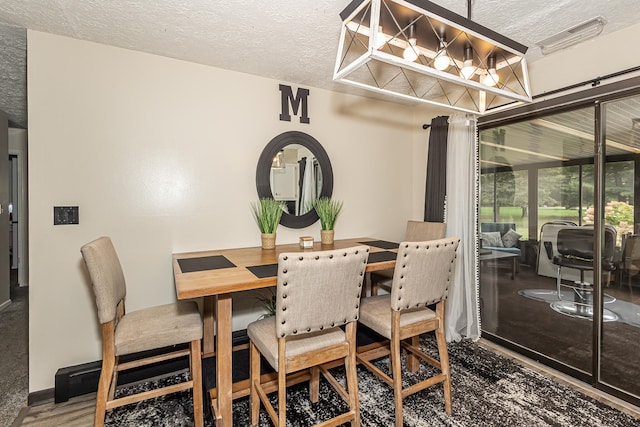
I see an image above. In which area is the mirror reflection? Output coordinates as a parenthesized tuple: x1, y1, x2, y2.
(256, 130, 333, 229)
(270, 144, 323, 216)
(256, 131, 333, 228)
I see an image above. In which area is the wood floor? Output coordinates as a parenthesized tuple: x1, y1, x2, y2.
(12, 393, 95, 426)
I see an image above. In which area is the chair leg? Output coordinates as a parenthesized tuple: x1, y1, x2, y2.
(371, 281, 379, 296)
(436, 330, 452, 414)
(107, 356, 118, 402)
(190, 340, 204, 427)
(406, 336, 420, 372)
(310, 366, 320, 403)
(391, 315, 403, 427)
(277, 367, 287, 427)
(345, 323, 360, 427)
(249, 341, 261, 426)
(94, 355, 115, 427)
(435, 305, 452, 415)
(391, 338, 403, 427)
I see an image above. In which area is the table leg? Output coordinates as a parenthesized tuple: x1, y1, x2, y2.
(511, 257, 516, 280)
(203, 296, 215, 356)
(216, 294, 233, 427)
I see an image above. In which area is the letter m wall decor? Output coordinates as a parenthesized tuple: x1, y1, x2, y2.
(279, 84, 310, 124)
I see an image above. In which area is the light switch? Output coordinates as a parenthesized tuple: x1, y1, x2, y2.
(54, 206, 79, 225)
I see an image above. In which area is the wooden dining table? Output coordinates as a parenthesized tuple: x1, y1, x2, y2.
(172, 237, 399, 427)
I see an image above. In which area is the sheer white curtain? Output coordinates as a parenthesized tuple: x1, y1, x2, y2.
(444, 112, 480, 342)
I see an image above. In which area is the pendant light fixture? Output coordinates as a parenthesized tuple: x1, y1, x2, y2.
(333, 0, 532, 114)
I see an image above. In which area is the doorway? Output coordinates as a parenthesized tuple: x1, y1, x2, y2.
(8, 128, 27, 287)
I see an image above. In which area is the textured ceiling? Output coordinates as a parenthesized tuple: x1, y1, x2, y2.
(1, 0, 640, 128)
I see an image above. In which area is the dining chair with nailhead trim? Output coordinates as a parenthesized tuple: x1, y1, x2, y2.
(357, 237, 459, 427)
(247, 245, 370, 427)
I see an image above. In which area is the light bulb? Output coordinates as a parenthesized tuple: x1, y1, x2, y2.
(460, 59, 475, 79)
(433, 39, 449, 70)
(459, 45, 474, 79)
(374, 26, 387, 49)
(482, 69, 499, 86)
(433, 51, 449, 70)
(481, 55, 499, 86)
(403, 38, 418, 61)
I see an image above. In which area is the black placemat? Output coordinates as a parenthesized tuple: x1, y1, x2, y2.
(360, 240, 399, 250)
(367, 251, 397, 263)
(178, 255, 236, 273)
(246, 264, 278, 279)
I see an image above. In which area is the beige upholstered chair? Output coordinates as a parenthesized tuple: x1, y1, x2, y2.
(81, 236, 203, 427)
(370, 220, 447, 296)
(621, 233, 640, 293)
(247, 245, 370, 427)
(357, 237, 459, 427)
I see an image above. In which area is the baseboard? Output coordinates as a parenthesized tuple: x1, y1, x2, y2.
(0, 299, 11, 311)
(54, 344, 192, 404)
(28, 388, 54, 406)
(52, 330, 252, 404)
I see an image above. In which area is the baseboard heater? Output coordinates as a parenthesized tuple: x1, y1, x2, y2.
(53, 330, 250, 404)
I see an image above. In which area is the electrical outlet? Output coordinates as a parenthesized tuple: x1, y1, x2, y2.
(54, 206, 79, 225)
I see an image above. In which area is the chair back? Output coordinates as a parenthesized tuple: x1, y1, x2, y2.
(275, 245, 369, 338)
(556, 228, 593, 259)
(556, 225, 616, 262)
(81, 236, 127, 324)
(390, 237, 459, 311)
(623, 234, 640, 272)
(405, 221, 446, 241)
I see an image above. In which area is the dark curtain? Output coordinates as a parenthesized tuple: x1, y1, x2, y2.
(424, 116, 449, 222)
(298, 157, 307, 215)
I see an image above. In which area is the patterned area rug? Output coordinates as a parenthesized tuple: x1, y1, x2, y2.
(105, 336, 639, 426)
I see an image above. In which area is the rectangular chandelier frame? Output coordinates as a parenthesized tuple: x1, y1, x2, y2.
(334, 0, 533, 114)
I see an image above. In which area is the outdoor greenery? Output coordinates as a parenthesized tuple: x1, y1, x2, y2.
(250, 198, 287, 234)
(480, 206, 581, 240)
(584, 201, 634, 239)
(313, 197, 343, 230)
(480, 161, 635, 241)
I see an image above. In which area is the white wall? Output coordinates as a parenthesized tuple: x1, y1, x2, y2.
(27, 31, 441, 392)
(529, 21, 640, 97)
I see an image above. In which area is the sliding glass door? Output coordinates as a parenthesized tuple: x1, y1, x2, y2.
(600, 96, 640, 398)
(479, 94, 640, 403)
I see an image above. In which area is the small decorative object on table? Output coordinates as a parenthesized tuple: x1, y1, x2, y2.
(312, 197, 343, 245)
(250, 197, 286, 250)
(299, 236, 314, 249)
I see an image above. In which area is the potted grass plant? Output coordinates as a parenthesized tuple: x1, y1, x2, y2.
(313, 197, 343, 245)
(251, 197, 287, 249)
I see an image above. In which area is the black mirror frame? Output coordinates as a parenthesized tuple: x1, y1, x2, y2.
(256, 131, 333, 229)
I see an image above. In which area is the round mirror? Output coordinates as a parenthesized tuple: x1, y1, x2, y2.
(256, 131, 333, 228)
